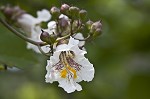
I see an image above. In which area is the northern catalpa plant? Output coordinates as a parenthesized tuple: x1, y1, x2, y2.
(0, 4, 102, 93)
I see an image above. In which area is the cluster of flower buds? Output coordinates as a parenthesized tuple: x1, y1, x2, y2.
(0, 4, 102, 50)
(40, 4, 102, 47)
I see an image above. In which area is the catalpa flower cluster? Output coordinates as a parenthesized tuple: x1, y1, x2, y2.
(0, 4, 102, 93)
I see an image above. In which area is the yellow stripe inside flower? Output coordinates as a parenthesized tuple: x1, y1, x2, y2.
(60, 51, 77, 79)
(60, 66, 77, 79)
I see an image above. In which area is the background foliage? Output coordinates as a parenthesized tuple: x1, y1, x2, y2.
(0, 0, 150, 99)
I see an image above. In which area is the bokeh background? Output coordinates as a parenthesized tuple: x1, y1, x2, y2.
(0, 0, 150, 99)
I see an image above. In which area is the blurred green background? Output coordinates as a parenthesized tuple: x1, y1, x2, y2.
(0, 0, 150, 99)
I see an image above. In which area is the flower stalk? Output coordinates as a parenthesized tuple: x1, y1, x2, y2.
(0, 17, 46, 46)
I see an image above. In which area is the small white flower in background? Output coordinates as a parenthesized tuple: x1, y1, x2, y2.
(17, 9, 51, 53)
(45, 37, 94, 93)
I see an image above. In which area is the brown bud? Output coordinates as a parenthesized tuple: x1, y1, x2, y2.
(60, 4, 70, 15)
(0, 5, 25, 20)
(90, 21, 102, 32)
(1, 6, 14, 17)
(59, 18, 69, 28)
(40, 29, 50, 43)
(50, 6, 60, 19)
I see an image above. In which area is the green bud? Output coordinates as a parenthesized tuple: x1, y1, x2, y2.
(86, 20, 93, 30)
(40, 30, 57, 44)
(60, 4, 70, 15)
(49, 34, 57, 44)
(79, 10, 87, 21)
(69, 6, 80, 19)
(92, 28, 102, 38)
(50, 6, 60, 19)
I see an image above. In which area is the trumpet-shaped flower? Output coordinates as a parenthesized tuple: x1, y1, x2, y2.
(45, 37, 94, 93)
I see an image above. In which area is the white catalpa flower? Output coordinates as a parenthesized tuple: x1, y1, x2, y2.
(17, 9, 51, 53)
(45, 37, 94, 93)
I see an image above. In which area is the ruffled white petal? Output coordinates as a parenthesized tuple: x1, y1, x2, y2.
(75, 57, 94, 82)
(58, 78, 82, 93)
(47, 21, 56, 34)
(68, 36, 79, 46)
(45, 36, 94, 93)
(45, 57, 60, 83)
(74, 33, 85, 47)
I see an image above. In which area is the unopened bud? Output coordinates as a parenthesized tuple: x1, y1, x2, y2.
(79, 10, 87, 21)
(50, 6, 60, 19)
(86, 20, 93, 30)
(60, 4, 70, 15)
(92, 28, 102, 38)
(40, 29, 50, 43)
(59, 18, 69, 28)
(90, 21, 102, 32)
(69, 6, 79, 19)
(1, 6, 13, 18)
(49, 34, 57, 44)
(0, 5, 25, 20)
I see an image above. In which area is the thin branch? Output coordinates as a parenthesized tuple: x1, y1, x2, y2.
(0, 17, 47, 46)
(37, 45, 50, 57)
(56, 33, 71, 41)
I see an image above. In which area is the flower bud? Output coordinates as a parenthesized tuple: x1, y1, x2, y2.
(0, 5, 25, 20)
(86, 20, 93, 30)
(40, 29, 50, 43)
(69, 6, 80, 19)
(90, 21, 102, 33)
(0, 6, 13, 18)
(92, 28, 102, 38)
(49, 34, 57, 44)
(50, 6, 60, 19)
(60, 4, 70, 15)
(79, 10, 87, 21)
(59, 17, 69, 28)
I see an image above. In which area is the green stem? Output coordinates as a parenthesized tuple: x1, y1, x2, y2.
(37, 45, 50, 57)
(0, 17, 47, 46)
(70, 19, 74, 35)
(56, 33, 71, 41)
